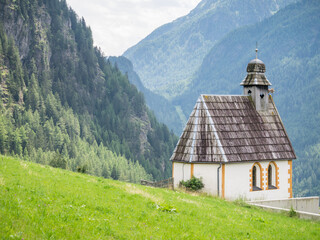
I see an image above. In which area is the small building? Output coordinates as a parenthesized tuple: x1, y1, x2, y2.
(170, 52, 296, 201)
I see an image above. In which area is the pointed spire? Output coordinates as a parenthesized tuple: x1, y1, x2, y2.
(255, 42, 258, 59)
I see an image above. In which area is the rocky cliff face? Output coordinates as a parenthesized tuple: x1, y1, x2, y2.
(1, 2, 52, 74)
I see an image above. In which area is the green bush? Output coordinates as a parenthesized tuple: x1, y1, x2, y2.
(179, 176, 204, 191)
(289, 207, 298, 218)
(49, 153, 67, 169)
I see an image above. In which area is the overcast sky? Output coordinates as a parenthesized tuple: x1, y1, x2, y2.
(66, 0, 201, 56)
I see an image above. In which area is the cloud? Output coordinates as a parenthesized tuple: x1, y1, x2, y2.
(66, 0, 201, 56)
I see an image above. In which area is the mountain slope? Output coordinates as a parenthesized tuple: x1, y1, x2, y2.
(124, 0, 296, 99)
(0, 0, 177, 180)
(108, 56, 185, 134)
(1, 156, 319, 239)
(175, 0, 320, 196)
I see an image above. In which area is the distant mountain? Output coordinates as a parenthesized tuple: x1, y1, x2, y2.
(108, 56, 184, 134)
(124, 0, 296, 99)
(174, 0, 320, 196)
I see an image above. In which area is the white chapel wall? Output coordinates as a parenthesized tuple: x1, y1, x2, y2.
(225, 160, 291, 201)
(174, 160, 291, 201)
(193, 163, 219, 196)
(173, 162, 219, 195)
(173, 162, 191, 188)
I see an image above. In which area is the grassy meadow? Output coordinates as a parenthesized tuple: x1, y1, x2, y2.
(0, 156, 319, 239)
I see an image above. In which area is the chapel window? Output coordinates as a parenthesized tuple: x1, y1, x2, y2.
(252, 163, 262, 191)
(267, 162, 278, 189)
(253, 166, 256, 187)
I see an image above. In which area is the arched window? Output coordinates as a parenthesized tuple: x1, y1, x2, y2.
(253, 166, 257, 187)
(268, 165, 272, 186)
(251, 163, 262, 191)
(267, 162, 278, 189)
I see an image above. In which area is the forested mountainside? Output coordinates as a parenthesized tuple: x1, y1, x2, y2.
(124, 0, 296, 99)
(0, 0, 177, 181)
(174, 0, 320, 196)
(108, 56, 185, 134)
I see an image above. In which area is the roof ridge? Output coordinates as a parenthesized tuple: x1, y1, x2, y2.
(200, 95, 228, 163)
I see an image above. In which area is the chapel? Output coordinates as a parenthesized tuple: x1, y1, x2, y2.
(170, 50, 296, 200)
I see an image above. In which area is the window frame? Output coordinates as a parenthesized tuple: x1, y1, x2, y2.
(267, 161, 278, 190)
(250, 162, 263, 191)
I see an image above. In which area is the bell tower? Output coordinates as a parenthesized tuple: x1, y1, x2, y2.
(240, 48, 271, 111)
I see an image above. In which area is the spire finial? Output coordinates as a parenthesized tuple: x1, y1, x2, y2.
(255, 42, 258, 59)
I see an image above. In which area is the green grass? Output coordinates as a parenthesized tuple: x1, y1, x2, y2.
(0, 156, 319, 239)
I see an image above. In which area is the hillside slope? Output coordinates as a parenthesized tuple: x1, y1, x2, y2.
(108, 56, 185, 134)
(0, 0, 177, 180)
(1, 156, 319, 239)
(124, 0, 296, 99)
(175, 0, 320, 196)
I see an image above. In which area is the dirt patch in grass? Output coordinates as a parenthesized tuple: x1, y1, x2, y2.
(0, 177, 4, 186)
(124, 183, 163, 204)
(20, 161, 28, 169)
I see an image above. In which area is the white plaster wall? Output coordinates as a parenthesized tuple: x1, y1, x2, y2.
(193, 164, 219, 196)
(173, 162, 191, 188)
(173, 162, 219, 195)
(173, 160, 291, 201)
(225, 160, 291, 201)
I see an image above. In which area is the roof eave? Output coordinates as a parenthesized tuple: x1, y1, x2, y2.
(171, 158, 296, 164)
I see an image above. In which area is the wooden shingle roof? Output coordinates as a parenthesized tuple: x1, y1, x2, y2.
(170, 95, 296, 163)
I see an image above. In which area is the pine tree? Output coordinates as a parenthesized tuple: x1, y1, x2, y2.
(111, 165, 119, 180)
(0, 116, 8, 153)
(7, 37, 24, 101)
(11, 129, 22, 156)
(26, 74, 40, 110)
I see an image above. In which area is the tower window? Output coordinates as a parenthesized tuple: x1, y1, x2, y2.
(248, 90, 252, 96)
(260, 93, 264, 98)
